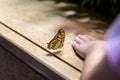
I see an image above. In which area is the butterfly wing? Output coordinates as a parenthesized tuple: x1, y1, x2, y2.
(48, 29, 65, 50)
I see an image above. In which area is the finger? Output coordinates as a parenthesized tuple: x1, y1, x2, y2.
(88, 36, 96, 40)
(74, 36, 84, 44)
(78, 35, 90, 41)
(72, 41, 85, 58)
(72, 41, 79, 48)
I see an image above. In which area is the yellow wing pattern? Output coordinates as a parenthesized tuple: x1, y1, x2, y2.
(48, 29, 65, 50)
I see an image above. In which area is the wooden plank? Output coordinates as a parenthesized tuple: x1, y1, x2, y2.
(0, 0, 84, 71)
(0, 0, 110, 80)
(0, 30, 65, 80)
(0, 24, 81, 80)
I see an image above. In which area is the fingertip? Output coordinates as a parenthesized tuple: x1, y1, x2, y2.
(72, 41, 79, 48)
(78, 35, 82, 38)
(72, 41, 76, 46)
(74, 36, 79, 41)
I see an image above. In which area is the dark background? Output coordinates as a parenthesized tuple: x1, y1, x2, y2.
(67, 0, 120, 18)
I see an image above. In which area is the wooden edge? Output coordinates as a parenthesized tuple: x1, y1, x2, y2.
(0, 23, 81, 80)
(0, 35, 65, 80)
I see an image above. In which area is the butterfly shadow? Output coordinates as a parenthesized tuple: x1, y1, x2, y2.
(46, 50, 62, 56)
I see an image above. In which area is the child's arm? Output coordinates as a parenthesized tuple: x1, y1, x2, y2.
(81, 41, 120, 80)
(72, 35, 120, 80)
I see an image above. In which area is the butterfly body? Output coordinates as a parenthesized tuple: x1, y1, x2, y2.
(48, 29, 65, 50)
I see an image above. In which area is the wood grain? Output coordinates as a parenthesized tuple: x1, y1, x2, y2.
(0, 0, 110, 80)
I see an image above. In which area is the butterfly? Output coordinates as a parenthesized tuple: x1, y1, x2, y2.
(47, 29, 65, 50)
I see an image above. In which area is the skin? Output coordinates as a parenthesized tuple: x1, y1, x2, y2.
(72, 35, 120, 80)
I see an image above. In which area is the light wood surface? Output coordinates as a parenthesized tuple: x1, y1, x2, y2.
(0, 0, 110, 80)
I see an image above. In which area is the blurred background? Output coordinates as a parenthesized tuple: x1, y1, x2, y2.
(65, 0, 120, 18)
